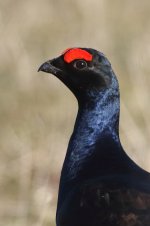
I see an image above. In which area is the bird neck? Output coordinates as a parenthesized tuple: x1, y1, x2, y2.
(61, 74, 122, 182)
(57, 76, 124, 210)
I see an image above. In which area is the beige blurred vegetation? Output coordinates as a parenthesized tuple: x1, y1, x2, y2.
(0, 0, 150, 225)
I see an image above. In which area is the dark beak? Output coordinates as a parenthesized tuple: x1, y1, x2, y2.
(38, 58, 63, 76)
(38, 57, 70, 88)
(38, 61, 52, 73)
(38, 57, 79, 98)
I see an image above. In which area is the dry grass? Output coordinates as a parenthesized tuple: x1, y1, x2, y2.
(0, 0, 150, 225)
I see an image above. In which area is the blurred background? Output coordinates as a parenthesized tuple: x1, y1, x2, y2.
(0, 0, 150, 225)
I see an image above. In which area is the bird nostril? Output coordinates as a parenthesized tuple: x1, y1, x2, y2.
(50, 57, 62, 68)
(49, 59, 56, 66)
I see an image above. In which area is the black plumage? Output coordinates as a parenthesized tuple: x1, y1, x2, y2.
(38, 48, 150, 226)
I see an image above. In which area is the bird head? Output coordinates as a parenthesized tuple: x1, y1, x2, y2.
(38, 48, 115, 102)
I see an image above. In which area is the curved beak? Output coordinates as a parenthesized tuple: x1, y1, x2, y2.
(38, 57, 74, 92)
(38, 57, 68, 82)
(38, 60, 52, 73)
(38, 58, 63, 76)
(38, 56, 79, 98)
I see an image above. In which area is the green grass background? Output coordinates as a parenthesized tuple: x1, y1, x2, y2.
(0, 0, 150, 225)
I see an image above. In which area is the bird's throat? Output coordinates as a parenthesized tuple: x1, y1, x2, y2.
(56, 83, 122, 211)
(62, 84, 121, 182)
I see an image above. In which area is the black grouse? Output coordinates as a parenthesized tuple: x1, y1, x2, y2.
(38, 48, 150, 226)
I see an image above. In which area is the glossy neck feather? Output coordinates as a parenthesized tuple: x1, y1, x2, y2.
(61, 72, 122, 182)
(57, 69, 148, 213)
(56, 72, 125, 210)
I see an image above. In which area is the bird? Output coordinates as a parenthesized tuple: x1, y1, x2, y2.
(38, 48, 150, 226)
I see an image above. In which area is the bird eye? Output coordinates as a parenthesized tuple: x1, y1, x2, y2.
(73, 60, 87, 70)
